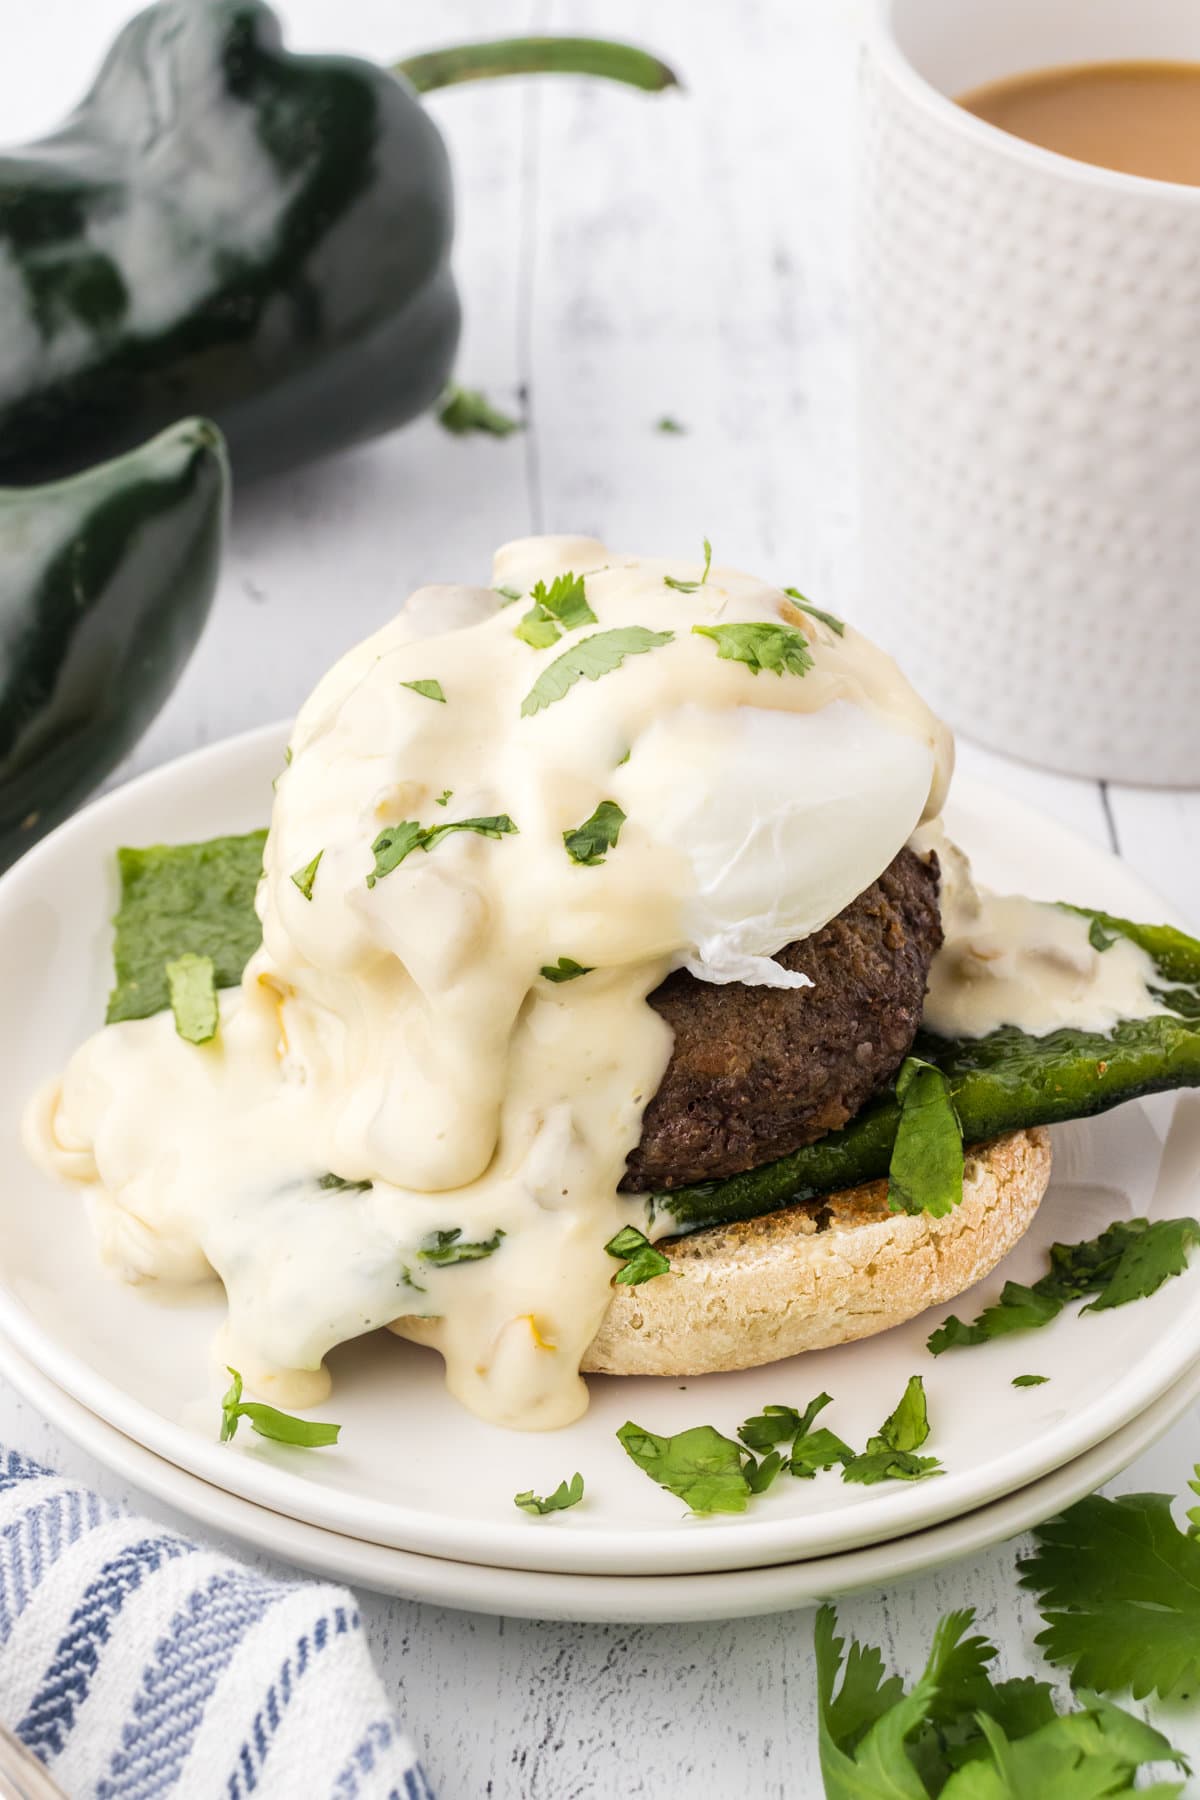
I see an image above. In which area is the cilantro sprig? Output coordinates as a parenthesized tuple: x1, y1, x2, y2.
(815, 1603, 1187, 1798)
(368, 814, 518, 887)
(520, 627, 674, 717)
(783, 586, 845, 636)
(166, 953, 219, 1045)
(563, 800, 626, 866)
(692, 620, 813, 676)
(514, 572, 597, 648)
(664, 537, 712, 593)
(514, 1472, 584, 1516)
(928, 1216, 1200, 1354)
(887, 1057, 964, 1218)
(605, 1225, 670, 1286)
(1018, 1465, 1200, 1701)
(220, 1368, 340, 1449)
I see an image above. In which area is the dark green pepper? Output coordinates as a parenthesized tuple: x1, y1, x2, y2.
(659, 909, 1200, 1233)
(0, 3, 676, 484)
(0, 418, 228, 867)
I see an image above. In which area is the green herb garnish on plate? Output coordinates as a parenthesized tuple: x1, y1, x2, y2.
(220, 1367, 340, 1448)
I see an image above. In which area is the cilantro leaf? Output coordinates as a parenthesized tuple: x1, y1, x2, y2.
(422, 814, 518, 854)
(604, 1225, 670, 1286)
(514, 572, 596, 650)
(617, 1420, 753, 1514)
(691, 620, 813, 676)
(437, 384, 521, 437)
(746, 1450, 786, 1495)
(664, 537, 712, 593)
(436, 789, 453, 807)
(418, 1227, 505, 1266)
(1018, 1473, 1200, 1700)
(400, 678, 446, 703)
(520, 627, 674, 717)
(514, 1472, 584, 1515)
(290, 850, 322, 901)
(790, 1427, 856, 1479)
(165, 953, 219, 1045)
(220, 1368, 340, 1448)
(1087, 915, 1118, 952)
(739, 1393, 832, 1453)
(888, 1056, 964, 1217)
(928, 1217, 1200, 1354)
(842, 1376, 943, 1486)
(563, 800, 626, 866)
(1013, 1374, 1049, 1387)
(367, 815, 518, 887)
(541, 957, 593, 984)
(367, 820, 426, 887)
(317, 1173, 372, 1193)
(656, 415, 686, 435)
(783, 587, 846, 636)
(814, 1604, 1187, 1800)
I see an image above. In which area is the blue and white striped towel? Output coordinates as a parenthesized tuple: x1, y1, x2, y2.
(0, 1447, 432, 1800)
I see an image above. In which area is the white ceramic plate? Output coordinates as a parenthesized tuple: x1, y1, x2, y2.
(3, 1329, 1197, 1624)
(0, 725, 1198, 1577)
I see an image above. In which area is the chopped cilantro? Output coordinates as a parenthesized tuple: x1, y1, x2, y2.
(520, 626, 674, 717)
(664, 537, 713, 593)
(514, 572, 597, 648)
(617, 1420, 754, 1515)
(656, 415, 686, 435)
(435, 789, 452, 806)
(418, 1227, 505, 1266)
(541, 957, 593, 983)
(514, 1472, 584, 1515)
(317, 1173, 373, 1193)
(495, 585, 523, 604)
(106, 832, 267, 1024)
(738, 1393, 831, 1454)
(400, 678, 446, 703)
(165, 953, 219, 1046)
(814, 1603, 1186, 1799)
(791, 1427, 856, 1480)
(1019, 1463, 1200, 1700)
(692, 620, 813, 676)
(604, 1225, 670, 1286)
(367, 815, 518, 887)
(436, 384, 521, 437)
(842, 1376, 942, 1486)
(1088, 915, 1118, 952)
(783, 587, 845, 636)
(399, 1265, 426, 1294)
(290, 850, 323, 901)
(887, 1056, 964, 1218)
(928, 1216, 1200, 1354)
(1012, 1374, 1049, 1387)
(563, 800, 626, 866)
(220, 1368, 340, 1449)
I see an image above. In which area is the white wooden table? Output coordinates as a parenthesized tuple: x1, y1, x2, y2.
(5, 3, 1200, 1793)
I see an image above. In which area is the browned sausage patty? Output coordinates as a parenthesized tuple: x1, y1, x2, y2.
(621, 848, 942, 1191)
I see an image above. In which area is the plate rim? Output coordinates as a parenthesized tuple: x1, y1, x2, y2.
(1, 722, 1198, 1574)
(2, 1326, 1196, 1624)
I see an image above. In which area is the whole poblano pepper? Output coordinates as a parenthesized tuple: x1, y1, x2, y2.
(0, 418, 228, 866)
(0, 4, 676, 484)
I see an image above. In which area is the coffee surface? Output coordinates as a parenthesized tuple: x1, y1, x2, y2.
(959, 60, 1200, 186)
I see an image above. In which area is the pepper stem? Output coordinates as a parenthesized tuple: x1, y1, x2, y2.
(396, 36, 679, 96)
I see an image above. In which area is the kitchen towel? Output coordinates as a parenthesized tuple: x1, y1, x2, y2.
(0, 1446, 432, 1799)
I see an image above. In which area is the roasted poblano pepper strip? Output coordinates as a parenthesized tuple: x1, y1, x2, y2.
(659, 910, 1200, 1234)
(0, 2, 676, 485)
(0, 419, 227, 868)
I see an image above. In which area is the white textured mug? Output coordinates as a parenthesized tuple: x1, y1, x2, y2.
(858, 0, 1200, 784)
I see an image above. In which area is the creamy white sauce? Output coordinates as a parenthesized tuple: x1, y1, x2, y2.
(914, 820, 1166, 1040)
(28, 538, 953, 1429)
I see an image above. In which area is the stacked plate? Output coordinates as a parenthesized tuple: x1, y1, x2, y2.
(0, 729, 1197, 1623)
